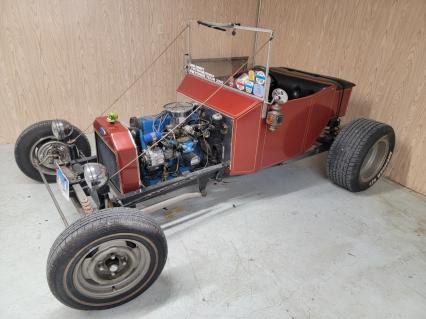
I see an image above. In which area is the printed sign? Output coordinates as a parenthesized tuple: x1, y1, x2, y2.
(205, 72, 215, 82)
(255, 71, 266, 85)
(195, 71, 206, 78)
(245, 81, 254, 93)
(253, 83, 265, 97)
(236, 80, 245, 90)
(186, 64, 267, 99)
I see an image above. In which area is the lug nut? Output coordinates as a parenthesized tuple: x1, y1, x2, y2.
(109, 264, 119, 272)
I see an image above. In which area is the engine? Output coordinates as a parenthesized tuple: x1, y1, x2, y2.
(129, 102, 228, 186)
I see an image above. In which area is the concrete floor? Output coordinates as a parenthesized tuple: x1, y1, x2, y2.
(0, 143, 425, 319)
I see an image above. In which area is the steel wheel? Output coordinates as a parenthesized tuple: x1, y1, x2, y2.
(359, 135, 390, 183)
(47, 208, 167, 310)
(73, 236, 151, 299)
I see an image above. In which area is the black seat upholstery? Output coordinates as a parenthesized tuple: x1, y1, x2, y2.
(268, 67, 330, 100)
(277, 67, 356, 90)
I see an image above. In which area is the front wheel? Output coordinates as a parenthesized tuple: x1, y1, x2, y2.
(47, 208, 167, 310)
(327, 118, 395, 192)
(14, 120, 91, 183)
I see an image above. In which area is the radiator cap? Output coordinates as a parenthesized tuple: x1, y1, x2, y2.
(107, 112, 118, 123)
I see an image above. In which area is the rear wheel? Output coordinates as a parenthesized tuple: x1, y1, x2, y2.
(327, 118, 395, 192)
(14, 120, 91, 182)
(47, 208, 167, 310)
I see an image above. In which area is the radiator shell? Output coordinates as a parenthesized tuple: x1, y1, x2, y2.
(93, 117, 140, 193)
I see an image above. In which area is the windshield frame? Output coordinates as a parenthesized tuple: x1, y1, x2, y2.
(186, 20, 274, 108)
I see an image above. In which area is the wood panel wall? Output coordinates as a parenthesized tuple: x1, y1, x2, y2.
(258, 0, 426, 194)
(1, 0, 425, 195)
(0, 0, 258, 141)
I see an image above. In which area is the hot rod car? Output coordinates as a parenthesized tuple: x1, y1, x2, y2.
(14, 21, 395, 310)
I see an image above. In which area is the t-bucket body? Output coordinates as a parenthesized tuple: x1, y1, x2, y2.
(88, 20, 355, 195)
(177, 70, 354, 175)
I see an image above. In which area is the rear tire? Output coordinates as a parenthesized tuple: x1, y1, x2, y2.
(14, 120, 91, 183)
(327, 118, 395, 192)
(47, 208, 167, 310)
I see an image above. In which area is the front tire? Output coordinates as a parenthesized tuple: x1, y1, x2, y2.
(14, 120, 91, 183)
(47, 208, 167, 310)
(327, 118, 395, 192)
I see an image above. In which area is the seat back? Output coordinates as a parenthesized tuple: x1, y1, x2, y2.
(268, 68, 330, 100)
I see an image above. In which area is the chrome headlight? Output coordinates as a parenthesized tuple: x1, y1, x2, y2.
(52, 120, 73, 140)
(83, 163, 108, 189)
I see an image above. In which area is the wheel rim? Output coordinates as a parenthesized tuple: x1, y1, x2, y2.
(72, 238, 151, 299)
(359, 135, 390, 183)
(29, 136, 70, 175)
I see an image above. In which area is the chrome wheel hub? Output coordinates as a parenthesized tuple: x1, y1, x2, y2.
(73, 238, 151, 299)
(30, 137, 70, 174)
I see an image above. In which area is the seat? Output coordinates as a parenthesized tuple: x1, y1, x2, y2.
(268, 68, 330, 100)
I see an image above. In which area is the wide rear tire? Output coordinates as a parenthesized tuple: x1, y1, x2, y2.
(47, 208, 167, 310)
(327, 118, 395, 192)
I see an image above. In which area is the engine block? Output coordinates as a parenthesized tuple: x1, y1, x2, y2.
(132, 102, 228, 186)
(94, 102, 230, 193)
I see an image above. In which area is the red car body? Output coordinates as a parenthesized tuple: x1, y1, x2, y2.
(95, 67, 354, 193)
